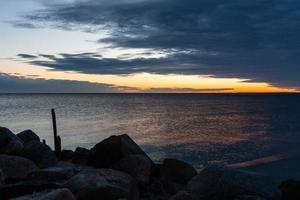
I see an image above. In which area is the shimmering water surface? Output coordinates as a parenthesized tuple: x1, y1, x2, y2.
(1, 94, 300, 168)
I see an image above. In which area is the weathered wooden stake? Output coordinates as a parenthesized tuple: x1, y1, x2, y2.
(51, 108, 61, 155)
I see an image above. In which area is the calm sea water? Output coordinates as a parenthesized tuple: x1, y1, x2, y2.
(1, 94, 300, 168)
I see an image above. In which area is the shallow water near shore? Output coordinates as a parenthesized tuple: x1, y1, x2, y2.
(1, 93, 300, 169)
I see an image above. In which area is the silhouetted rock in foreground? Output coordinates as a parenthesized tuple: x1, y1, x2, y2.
(58, 149, 74, 161)
(279, 179, 300, 200)
(90, 134, 152, 168)
(113, 154, 153, 186)
(64, 169, 139, 200)
(72, 147, 92, 165)
(22, 140, 57, 168)
(14, 188, 76, 200)
(186, 166, 278, 200)
(17, 129, 40, 144)
(161, 158, 197, 185)
(0, 127, 23, 155)
(1, 126, 299, 200)
(0, 154, 39, 180)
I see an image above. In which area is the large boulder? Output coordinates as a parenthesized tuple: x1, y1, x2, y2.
(64, 169, 139, 200)
(160, 159, 197, 184)
(17, 130, 40, 144)
(0, 127, 23, 155)
(279, 179, 300, 200)
(22, 141, 57, 168)
(0, 155, 39, 180)
(185, 166, 278, 200)
(72, 147, 92, 165)
(90, 134, 151, 168)
(113, 154, 152, 185)
(14, 188, 76, 200)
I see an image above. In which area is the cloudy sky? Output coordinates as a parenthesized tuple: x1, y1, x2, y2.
(1, 0, 299, 93)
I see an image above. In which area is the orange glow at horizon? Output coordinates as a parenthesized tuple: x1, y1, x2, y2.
(0, 60, 299, 93)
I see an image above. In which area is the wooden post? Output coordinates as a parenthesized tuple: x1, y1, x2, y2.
(51, 108, 61, 155)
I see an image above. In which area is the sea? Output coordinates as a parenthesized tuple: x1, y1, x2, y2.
(1, 93, 300, 168)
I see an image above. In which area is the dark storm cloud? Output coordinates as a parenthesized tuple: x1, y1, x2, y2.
(0, 73, 127, 93)
(17, 0, 300, 89)
(0, 73, 227, 93)
(17, 54, 38, 59)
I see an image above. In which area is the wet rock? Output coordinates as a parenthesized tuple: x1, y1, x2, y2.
(185, 166, 278, 200)
(59, 150, 74, 161)
(169, 191, 197, 200)
(113, 154, 152, 186)
(17, 130, 40, 144)
(72, 147, 91, 165)
(64, 168, 139, 200)
(90, 134, 151, 168)
(160, 158, 197, 184)
(0, 155, 39, 180)
(22, 141, 57, 168)
(0, 182, 62, 199)
(13, 188, 76, 200)
(279, 179, 300, 200)
(0, 127, 24, 155)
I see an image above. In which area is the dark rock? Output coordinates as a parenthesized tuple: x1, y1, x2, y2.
(151, 163, 162, 177)
(113, 154, 152, 186)
(27, 167, 73, 183)
(59, 150, 74, 161)
(22, 141, 57, 168)
(0, 169, 4, 187)
(169, 191, 197, 200)
(162, 179, 183, 195)
(72, 147, 92, 165)
(235, 195, 266, 200)
(13, 188, 76, 200)
(0, 182, 62, 199)
(64, 168, 139, 200)
(160, 158, 197, 184)
(279, 179, 300, 200)
(185, 166, 278, 200)
(90, 134, 151, 168)
(0, 155, 39, 180)
(17, 130, 40, 144)
(141, 177, 169, 200)
(0, 127, 24, 155)
(26, 161, 94, 184)
(55, 161, 94, 173)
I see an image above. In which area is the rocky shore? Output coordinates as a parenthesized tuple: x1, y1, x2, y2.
(0, 126, 299, 200)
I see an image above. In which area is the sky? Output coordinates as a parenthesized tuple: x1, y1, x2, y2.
(0, 0, 300, 93)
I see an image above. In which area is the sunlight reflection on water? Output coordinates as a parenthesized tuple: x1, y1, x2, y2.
(1, 94, 300, 167)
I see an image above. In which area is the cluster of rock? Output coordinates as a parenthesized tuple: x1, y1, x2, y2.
(0, 126, 299, 200)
